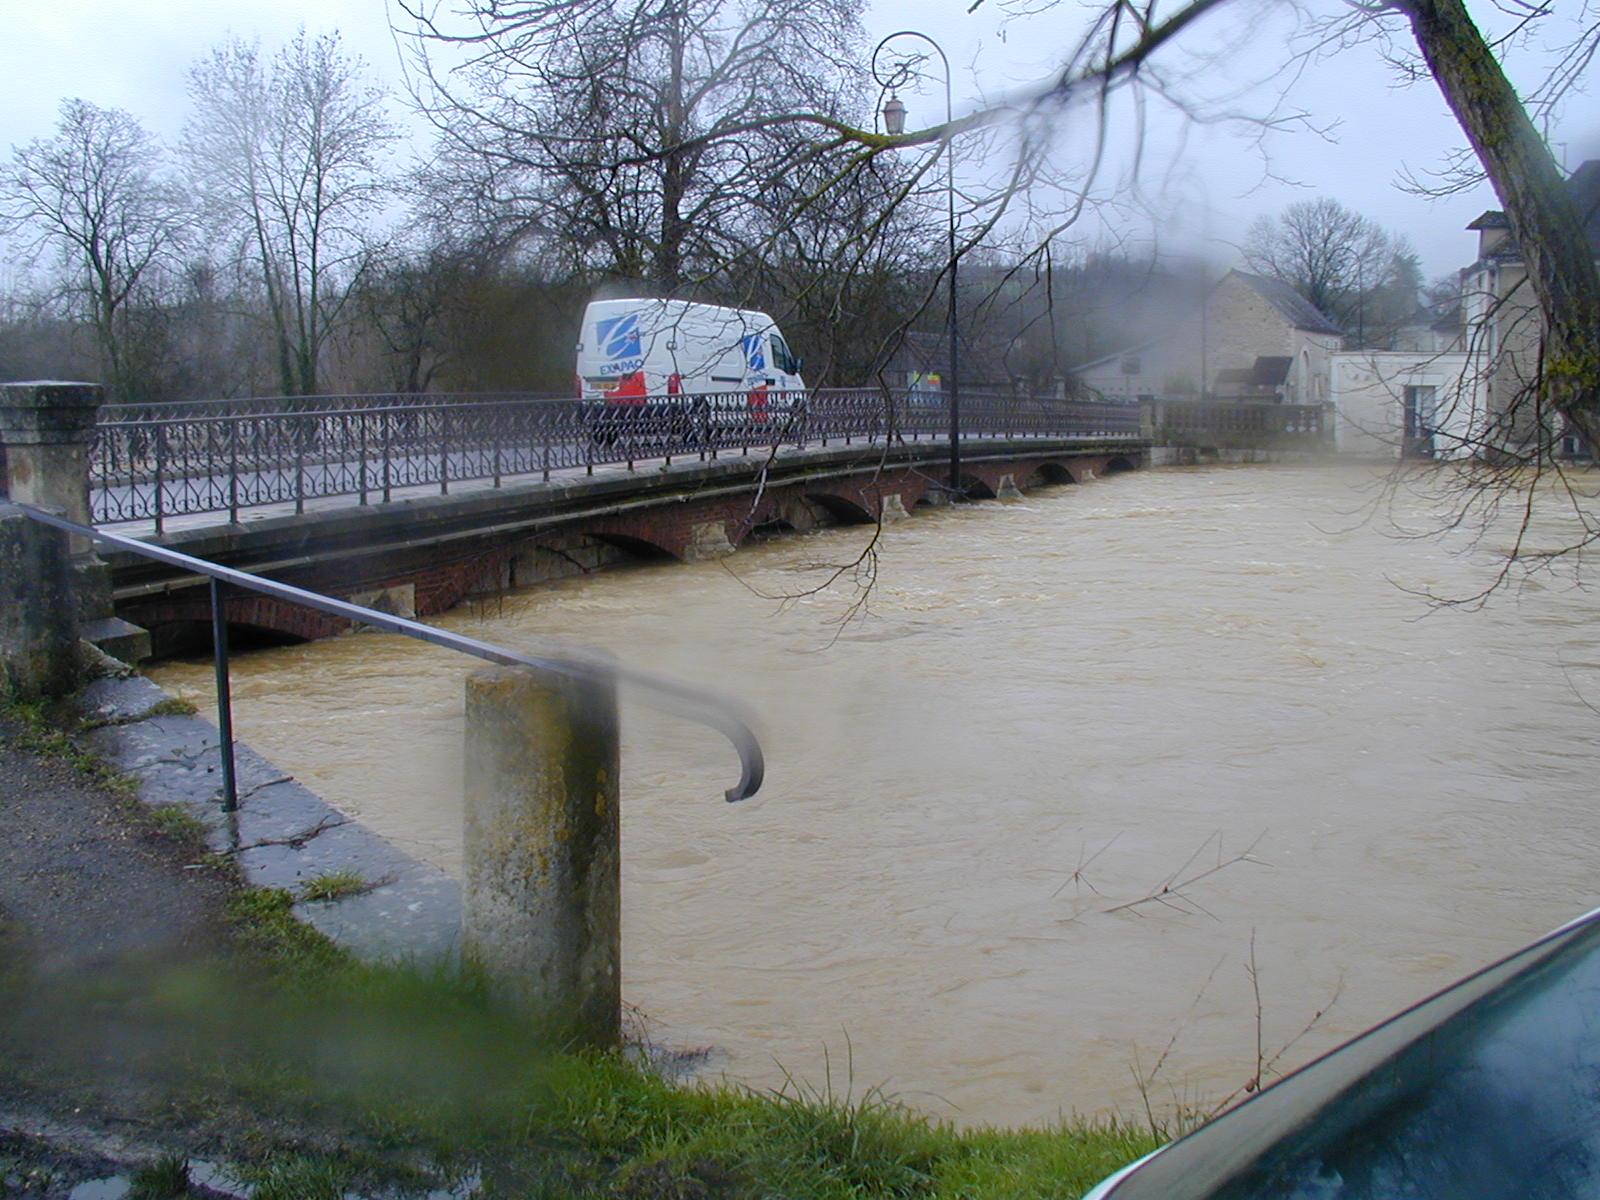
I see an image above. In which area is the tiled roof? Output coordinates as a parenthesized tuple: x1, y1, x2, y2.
(1467, 160, 1600, 254)
(1215, 356, 1292, 388)
(1230, 271, 1343, 336)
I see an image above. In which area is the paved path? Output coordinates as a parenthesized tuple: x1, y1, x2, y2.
(0, 714, 228, 978)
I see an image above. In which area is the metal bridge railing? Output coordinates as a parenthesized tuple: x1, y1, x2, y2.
(90, 388, 1142, 528)
(16, 503, 764, 809)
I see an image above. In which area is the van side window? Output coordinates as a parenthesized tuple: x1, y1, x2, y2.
(770, 334, 796, 375)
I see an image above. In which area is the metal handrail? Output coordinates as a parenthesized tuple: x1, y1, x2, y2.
(16, 504, 764, 806)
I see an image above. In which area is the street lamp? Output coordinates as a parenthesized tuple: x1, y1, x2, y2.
(874, 31, 960, 496)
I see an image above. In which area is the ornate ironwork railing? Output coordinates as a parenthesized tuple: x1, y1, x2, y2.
(90, 388, 1141, 528)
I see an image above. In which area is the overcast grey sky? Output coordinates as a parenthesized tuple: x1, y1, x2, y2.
(2, 0, 1594, 281)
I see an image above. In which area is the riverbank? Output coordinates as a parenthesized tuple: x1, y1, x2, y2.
(0, 696, 1157, 1198)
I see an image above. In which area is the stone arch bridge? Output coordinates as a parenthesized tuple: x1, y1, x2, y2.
(108, 439, 1142, 651)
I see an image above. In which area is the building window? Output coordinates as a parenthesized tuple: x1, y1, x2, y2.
(1404, 385, 1438, 452)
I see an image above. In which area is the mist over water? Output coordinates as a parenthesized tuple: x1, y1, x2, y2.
(151, 464, 1600, 1128)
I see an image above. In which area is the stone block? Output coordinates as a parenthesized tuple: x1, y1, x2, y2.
(0, 381, 103, 446)
(880, 494, 910, 522)
(683, 519, 734, 562)
(80, 616, 152, 666)
(348, 582, 417, 621)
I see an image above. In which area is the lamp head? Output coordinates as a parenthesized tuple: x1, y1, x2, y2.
(883, 95, 907, 136)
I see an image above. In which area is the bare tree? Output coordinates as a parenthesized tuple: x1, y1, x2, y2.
(184, 31, 396, 397)
(351, 242, 482, 393)
(397, 0, 869, 295)
(0, 99, 188, 402)
(1242, 198, 1416, 345)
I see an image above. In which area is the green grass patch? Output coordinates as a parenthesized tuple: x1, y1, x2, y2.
(0, 693, 138, 799)
(233, 1153, 351, 1200)
(298, 869, 374, 903)
(224, 887, 350, 975)
(45, 879, 1158, 1199)
(144, 696, 200, 719)
(128, 1153, 191, 1199)
(141, 803, 212, 847)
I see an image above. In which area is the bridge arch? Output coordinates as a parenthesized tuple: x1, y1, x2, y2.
(585, 530, 680, 561)
(1034, 461, 1080, 486)
(746, 515, 799, 540)
(958, 474, 998, 500)
(1103, 455, 1138, 475)
(802, 490, 876, 525)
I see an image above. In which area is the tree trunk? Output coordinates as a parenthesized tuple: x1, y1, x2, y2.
(1397, 0, 1600, 450)
(655, 3, 688, 294)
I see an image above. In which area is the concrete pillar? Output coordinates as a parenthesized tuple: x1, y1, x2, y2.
(0, 381, 149, 663)
(996, 473, 1024, 501)
(880, 493, 910, 522)
(0, 504, 80, 699)
(462, 664, 621, 1046)
(1138, 398, 1161, 441)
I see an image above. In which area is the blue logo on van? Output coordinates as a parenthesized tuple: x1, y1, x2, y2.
(598, 315, 641, 362)
(742, 334, 765, 372)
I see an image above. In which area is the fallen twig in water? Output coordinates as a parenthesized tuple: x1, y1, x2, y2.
(1104, 831, 1268, 920)
(1052, 831, 1121, 899)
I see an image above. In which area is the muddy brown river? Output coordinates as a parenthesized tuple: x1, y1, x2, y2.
(150, 464, 1600, 1128)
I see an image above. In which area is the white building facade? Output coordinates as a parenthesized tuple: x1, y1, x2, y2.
(1329, 350, 1485, 459)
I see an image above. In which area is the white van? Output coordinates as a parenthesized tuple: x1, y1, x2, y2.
(576, 298, 806, 402)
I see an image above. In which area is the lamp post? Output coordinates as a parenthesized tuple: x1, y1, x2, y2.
(875, 31, 960, 496)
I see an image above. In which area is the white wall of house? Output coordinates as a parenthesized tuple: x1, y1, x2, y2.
(1330, 351, 1484, 458)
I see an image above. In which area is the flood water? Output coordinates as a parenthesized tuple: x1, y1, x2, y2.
(150, 464, 1600, 1128)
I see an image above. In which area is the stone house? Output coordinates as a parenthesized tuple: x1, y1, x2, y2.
(1460, 159, 1600, 454)
(1071, 270, 1342, 405)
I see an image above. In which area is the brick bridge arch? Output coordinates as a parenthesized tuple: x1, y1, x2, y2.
(117, 446, 1142, 647)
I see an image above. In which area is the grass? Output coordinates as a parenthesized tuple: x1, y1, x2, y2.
(298, 869, 374, 903)
(142, 803, 213, 846)
(97, 882, 1157, 1198)
(233, 1154, 352, 1200)
(143, 696, 200, 719)
(128, 1153, 191, 1199)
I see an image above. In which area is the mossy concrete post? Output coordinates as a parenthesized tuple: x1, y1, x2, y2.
(463, 664, 621, 1046)
(0, 503, 80, 699)
(0, 381, 149, 662)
